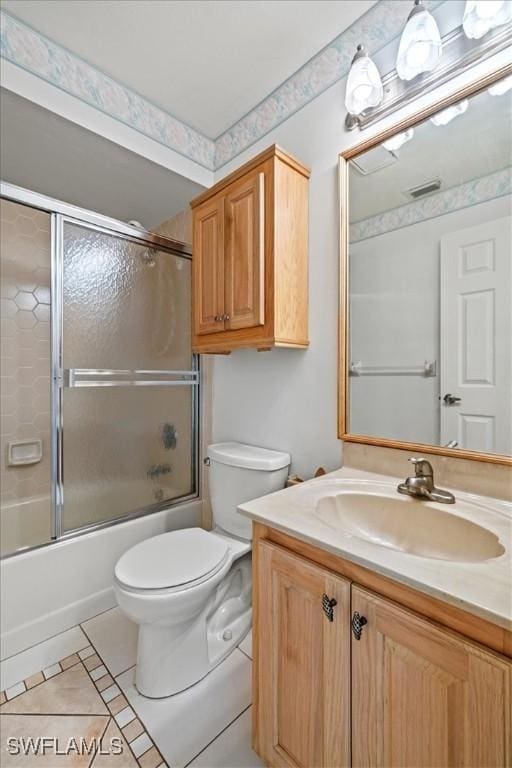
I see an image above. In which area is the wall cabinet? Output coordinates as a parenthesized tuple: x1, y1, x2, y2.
(190, 145, 310, 353)
(254, 530, 512, 768)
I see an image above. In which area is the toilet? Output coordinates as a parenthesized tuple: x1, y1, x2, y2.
(114, 441, 290, 698)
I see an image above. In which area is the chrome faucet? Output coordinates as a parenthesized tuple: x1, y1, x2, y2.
(397, 458, 455, 504)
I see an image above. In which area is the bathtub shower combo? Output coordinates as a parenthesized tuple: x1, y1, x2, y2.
(0, 184, 199, 559)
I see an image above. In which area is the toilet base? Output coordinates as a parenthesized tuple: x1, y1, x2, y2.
(135, 554, 252, 698)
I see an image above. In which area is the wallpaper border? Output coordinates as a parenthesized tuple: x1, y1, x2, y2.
(1, 1, 444, 172)
(350, 167, 512, 243)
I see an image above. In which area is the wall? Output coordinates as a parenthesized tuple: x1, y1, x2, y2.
(210, 51, 511, 493)
(349, 195, 510, 445)
(0, 200, 52, 522)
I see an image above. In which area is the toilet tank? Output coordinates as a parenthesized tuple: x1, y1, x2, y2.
(207, 442, 290, 540)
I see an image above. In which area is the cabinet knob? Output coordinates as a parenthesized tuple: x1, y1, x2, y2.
(214, 315, 223, 322)
(223, 314, 230, 321)
(322, 593, 337, 622)
(351, 611, 367, 640)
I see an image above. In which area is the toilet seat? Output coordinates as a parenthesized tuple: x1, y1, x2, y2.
(114, 528, 229, 592)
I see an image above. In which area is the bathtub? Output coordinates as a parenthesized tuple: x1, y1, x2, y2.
(0, 494, 52, 557)
(0, 497, 202, 659)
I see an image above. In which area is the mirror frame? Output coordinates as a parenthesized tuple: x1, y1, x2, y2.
(338, 64, 512, 467)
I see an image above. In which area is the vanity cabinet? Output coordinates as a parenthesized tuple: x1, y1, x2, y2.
(256, 541, 351, 768)
(254, 528, 512, 768)
(352, 586, 510, 768)
(190, 145, 310, 353)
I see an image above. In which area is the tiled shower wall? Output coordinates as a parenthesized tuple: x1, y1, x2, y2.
(0, 199, 51, 504)
(155, 206, 214, 530)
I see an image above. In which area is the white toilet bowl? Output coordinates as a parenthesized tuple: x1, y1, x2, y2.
(114, 442, 290, 698)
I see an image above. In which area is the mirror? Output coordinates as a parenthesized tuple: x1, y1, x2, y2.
(339, 70, 512, 464)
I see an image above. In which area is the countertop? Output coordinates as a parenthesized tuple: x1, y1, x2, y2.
(238, 467, 512, 631)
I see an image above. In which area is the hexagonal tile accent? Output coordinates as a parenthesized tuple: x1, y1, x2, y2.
(1, 199, 52, 515)
(34, 286, 51, 304)
(0, 299, 17, 319)
(17, 215, 38, 237)
(15, 310, 37, 329)
(34, 304, 51, 322)
(14, 291, 37, 311)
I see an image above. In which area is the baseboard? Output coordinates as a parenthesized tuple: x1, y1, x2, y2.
(1, 587, 116, 660)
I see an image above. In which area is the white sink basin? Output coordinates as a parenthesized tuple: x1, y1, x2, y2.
(315, 492, 505, 562)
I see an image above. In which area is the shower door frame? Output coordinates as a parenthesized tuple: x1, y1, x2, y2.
(0, 181, 200, 554)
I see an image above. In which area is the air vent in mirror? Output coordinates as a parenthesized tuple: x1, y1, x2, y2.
(351, 146, 398, 175)
(405, 179, 442, 199)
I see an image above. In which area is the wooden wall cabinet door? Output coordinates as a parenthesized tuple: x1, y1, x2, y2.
(255, 540, 351, 768)
(193, 195, 225, 335)
(352, 586, 511, 768)
(191, 145, 309, 353)
(225, 170, 265, 331)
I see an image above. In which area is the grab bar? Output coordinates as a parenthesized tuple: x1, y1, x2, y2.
(349, 360, 436, 377)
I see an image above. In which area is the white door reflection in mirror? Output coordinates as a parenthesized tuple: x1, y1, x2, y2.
(343, 72, 512, 459)
(440, 217, 512, 454)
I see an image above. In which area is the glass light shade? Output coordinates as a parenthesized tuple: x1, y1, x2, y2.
(345, 49, 384, 116)
(462, 0, 512, 39)
(396, 4, 442, 81)
(382, 128, 415, 152)
(430, 99, 468, 126)
(488, 75, 512, 95)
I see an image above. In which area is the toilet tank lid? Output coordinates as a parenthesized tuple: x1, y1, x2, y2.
(208, 442, 290, 471)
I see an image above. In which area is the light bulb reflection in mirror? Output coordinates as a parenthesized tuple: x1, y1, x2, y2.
(430, 99, 469, 126)
(382, 128, 415, 153)
(462, 0, 512, 39)
(488, 75, 512, 96)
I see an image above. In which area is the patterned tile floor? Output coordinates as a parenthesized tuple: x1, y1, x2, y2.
(0, 609, 259, 768)
(1, 643, 163, 767)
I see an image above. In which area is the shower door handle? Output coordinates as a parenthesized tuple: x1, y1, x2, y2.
(63, 369, 199, 387)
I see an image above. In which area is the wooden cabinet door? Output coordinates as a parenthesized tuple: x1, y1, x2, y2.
(256, 540, 351, 768)
(224, 170, 265, 330)
(193, 195, 225, 335)
(352, 586, 511, 768)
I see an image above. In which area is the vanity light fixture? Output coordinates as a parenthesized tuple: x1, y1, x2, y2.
(344, 0, 511, 131)
(488, 74, 512, 94)
(462, 0, 512, 40)
(382, 128, 415, 152)
(396, 0, 442, 81)
(430, 98, 469, 126)
(344, 45, 384, 117)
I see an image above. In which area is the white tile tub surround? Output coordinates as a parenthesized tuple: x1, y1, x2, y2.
(116, 648, 252, 768)
(0, 624, 88, 691)
(0, 499, 202, 659)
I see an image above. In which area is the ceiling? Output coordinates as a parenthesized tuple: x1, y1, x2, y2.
(350, 82, 512, 223)
(0, 89, 204, 229)
(1, 0, 376, 138)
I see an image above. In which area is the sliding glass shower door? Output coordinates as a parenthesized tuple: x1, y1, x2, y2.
(57, 219, 198, 534)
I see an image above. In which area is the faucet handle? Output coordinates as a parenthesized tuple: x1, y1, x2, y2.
(409, 457, 433, 477)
